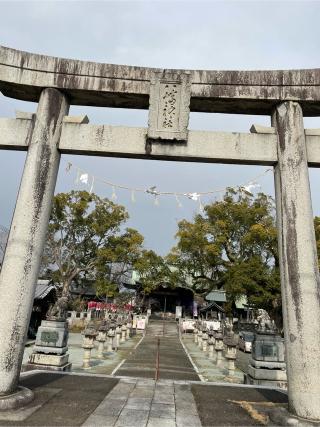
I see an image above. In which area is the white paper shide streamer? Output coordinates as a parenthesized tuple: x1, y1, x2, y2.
(65, 161, 271, 209)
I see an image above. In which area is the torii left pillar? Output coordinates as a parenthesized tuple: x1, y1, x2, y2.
(0, 88, 69, 409)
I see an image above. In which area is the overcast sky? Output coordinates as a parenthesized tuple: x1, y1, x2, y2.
(0, 0, 320, 255)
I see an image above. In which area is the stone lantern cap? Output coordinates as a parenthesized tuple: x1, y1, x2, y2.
(224, 334, 238, 347)
(208, 327, 214, 337)
(215, 331, 223, 341)
(82, 327, 98, 338)
(99, 321, 109, 332)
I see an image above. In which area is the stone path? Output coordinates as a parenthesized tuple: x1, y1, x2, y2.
(116, 320, 200, 381)
(82, 377, 202, 427)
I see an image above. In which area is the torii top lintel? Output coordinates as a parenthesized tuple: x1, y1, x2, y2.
(1, 45, 320, 116)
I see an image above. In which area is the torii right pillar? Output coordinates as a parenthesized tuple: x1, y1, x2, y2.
(273, 101, 320, 421)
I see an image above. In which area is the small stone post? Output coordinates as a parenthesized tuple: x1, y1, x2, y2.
(272, 102, 320, 420)
(106, 326, 115, 353)
(208, 329, 216, 360)
(194, 324, 198, 343)
(96, 322, 108, 359)
(115, 324, 121, 350)
(121, 324, 127, 343)
(202, 329, 208, 352)
(126, 321, 131, 339)
(82, 326, 98, 369)
(197, 328, 203, 348)
(224, 336, 237, 377)
(215, 331, 224, 368)
(0, 88, 69, 406)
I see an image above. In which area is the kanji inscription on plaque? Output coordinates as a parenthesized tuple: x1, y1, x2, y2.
(148, 71, 191, 141)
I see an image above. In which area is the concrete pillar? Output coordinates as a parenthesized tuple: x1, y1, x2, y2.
(0, 88, 69, 396)
(272, 101, 320, 420)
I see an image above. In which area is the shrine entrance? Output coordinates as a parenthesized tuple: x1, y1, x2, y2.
(0, 45, 320, 420)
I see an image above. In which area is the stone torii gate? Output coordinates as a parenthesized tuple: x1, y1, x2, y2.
(0, 45, 320, 420)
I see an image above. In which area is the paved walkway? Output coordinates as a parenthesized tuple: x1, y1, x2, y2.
(7, 322, 289, 426)
(116, 320, 200, 381)
(83, 377, 202, 427)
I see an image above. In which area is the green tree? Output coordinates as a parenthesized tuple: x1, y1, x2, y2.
(43, 190, 144, 299)
(135, 250, 170, 293)
(169, 188, 281, 316)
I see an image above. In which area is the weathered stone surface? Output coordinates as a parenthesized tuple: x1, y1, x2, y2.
(250, 124, 276, 134)
(0, 88, 69, 395)
(251, 333, 285, 363)
(59, 123, 278, 165)
(273, 101, 320, 420)
(0, 117, 33, 150)
(28, 353, 69, 366)
(62, 115, 89, 124)
(34, 320, 68, 349)
(15, 111, 34, 120)
(247, 365, 287, 381)
(148, 71, 191, 141)
(2, 118, 320, 167)
(0, 386, 34, 410)
(31, 346, 68, 355)
(2, 45, 320, 115)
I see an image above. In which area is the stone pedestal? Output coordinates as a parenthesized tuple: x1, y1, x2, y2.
(245, 331, 287, 389)
(121, 325, 127, 343)
(115, 326, 121, 350)
(197, 331, 203, 348)
(202, 333, 208, 352)
(225, 346, 237, 377)
(126, 322, 131, 340)
(223, 329, 238, 378)
(96, 331, 107, 359)
(215, 332, 224, 368)
(81, 326, 97, 369)
(106, 329, 115, 352)
(208, 342, 215, 360)
(27, 320, 71, 371)
(194, 327, 198, 344)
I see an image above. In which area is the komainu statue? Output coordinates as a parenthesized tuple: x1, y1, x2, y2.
(256, 308, 276, 333)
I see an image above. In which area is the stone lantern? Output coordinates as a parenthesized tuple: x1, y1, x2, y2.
(215, 330, 224, 368)
(115, 323, 122, 350)
(207, 328, 216, 360)
(81, 324, 98, 368)
(202, 327, 208, 352)
(121, 323, 127, 343)
(106, 324, 115, 353)
(96, 321, 108, 359)
(224, 333, 238, 377)
(193, 322, 199, 344)
(197, 325, 203, 348)
(126, 319, 132, 339)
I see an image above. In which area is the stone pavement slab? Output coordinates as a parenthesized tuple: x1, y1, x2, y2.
(115, 408, 149, 426)
(147, 418, 176, 427)
(150, 402, 175, 418)
(83, 376, 202, 427)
